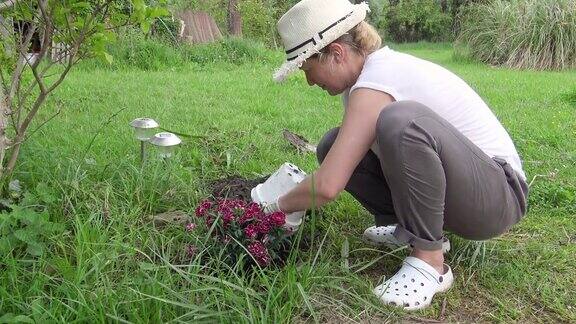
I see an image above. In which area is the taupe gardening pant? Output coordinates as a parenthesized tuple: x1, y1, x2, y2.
(317, 101, 529, 250)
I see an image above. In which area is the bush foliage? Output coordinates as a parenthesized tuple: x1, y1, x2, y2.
(165, 0, 457, 45)
(384, 0, 453, 42)
(455, 0, 576, 70)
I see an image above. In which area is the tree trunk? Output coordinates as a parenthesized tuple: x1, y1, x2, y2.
(227, 0, 242, 37)
(0, 91, 10, 180)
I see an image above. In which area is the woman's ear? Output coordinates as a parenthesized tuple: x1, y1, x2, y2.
(327, 43, 345, 63)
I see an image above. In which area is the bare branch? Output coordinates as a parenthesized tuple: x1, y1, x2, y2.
(5, 90, 47, 173)
(0, 65, 8, 95)
(25, 100, 62, 140)
(32, 0, 53, 69)
(7, 36, 33, 109)
(20, 61, 55, 104)
(6, 2, 40, 108)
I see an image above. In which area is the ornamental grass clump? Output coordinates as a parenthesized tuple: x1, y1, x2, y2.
(455, 0, 576, 70)
(188, 198, 289, 267)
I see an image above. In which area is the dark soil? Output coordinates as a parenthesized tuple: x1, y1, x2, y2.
(209, 174, 269, 201)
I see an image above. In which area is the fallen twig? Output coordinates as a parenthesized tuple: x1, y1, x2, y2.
(282, 129, 317, 154)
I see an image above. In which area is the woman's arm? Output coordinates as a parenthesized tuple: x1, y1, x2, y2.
(278, 88, 394, 213)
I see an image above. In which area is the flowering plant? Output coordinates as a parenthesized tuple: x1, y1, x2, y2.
(187, 198, 289, 267)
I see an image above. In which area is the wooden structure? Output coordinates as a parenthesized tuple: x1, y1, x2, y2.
(175, 10, 222, 44)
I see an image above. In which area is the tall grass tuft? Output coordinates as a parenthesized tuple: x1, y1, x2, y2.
(454, 0, 576, 70)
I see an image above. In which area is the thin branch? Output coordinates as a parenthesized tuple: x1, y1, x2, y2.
(0, 65, 8, 96)
(7, 24, 35, 109)
(19, 21, 71, 100)
(45, 1, 102, 94)
(25, 100, 62, 140)
(17, 0, 104, 135)
(20, 60, 56, 105)
(4, 89, 47, 173)
(32, 0, 53, 70)
(80, 106, 127, 162)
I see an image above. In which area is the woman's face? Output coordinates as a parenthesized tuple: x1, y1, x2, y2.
(300, 56, 348, 96)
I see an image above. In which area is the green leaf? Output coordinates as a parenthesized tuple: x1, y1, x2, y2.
(26, 242, 44, 256)
(147, 7, 170, 19)
(140, 21, 152, 34)
(36, 182, 58, 204)
(139, 262, 157, 271)
(14, 228, 36, 244)
(72, 2, 91, 10)
(0, 236, 19, 255)
(132, 0, 146, 12)
(0, 313, 34, 323)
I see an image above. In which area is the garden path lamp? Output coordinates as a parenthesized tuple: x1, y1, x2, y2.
(130, 118, 159, 162)
(149, 132, 182, 158)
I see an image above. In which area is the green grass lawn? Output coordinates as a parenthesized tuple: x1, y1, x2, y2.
(1, 43, 575, 322)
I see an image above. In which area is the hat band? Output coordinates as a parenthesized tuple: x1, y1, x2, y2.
(285, 10, 354, 61)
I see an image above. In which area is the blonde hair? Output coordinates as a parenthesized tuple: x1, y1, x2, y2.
(317, 21, 382, 61)
(343, 21, 382, 55)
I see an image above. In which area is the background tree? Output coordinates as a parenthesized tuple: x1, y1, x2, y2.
(0, 0, 167, 190)
(227, 0, 241, 36)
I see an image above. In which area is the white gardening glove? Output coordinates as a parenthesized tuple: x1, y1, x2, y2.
(251, 182, 305, 235)
(260, 197, 305, 235)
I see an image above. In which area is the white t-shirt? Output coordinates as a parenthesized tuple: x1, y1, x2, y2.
(343, 46, 526, 180)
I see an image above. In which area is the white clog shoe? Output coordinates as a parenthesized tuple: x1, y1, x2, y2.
(363, 225, 451, 253)
(373, 256, 454, 311)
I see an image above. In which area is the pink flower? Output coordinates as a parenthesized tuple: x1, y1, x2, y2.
(244, 224, 257, 239)
(195, 200, 213, 217)
(185, 222, 196, 231)
(239, 204, 261, 224)
(221, 208, 235, 226)
(248, 241, 271, 266)
(268, 212, 286, 227)
(245, 202, 261, 213)
(255, 221, 271, 234)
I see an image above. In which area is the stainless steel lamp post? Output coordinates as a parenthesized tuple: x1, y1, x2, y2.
(130, 118, 159, 162)
(149, 132, 182, 158)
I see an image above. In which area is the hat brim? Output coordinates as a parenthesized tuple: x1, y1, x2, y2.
(273, 2, 370, 83)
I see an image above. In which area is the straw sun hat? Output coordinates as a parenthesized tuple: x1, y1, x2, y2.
(273, 0, 370, 82)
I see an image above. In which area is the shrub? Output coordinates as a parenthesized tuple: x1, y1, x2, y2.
(385, 0, 453, 42)
(238, 0, 276, 46)
(366, 0, 390, 40)
(78, 31, 276, 70)
(77, 28, 185, 70)
(455, 0, 576, 70)
(114, 35, 184, 70)
(151, 16, 184, 44)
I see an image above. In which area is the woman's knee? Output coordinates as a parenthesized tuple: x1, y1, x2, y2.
(317, 127, 340, 163)
(376, 101, 435, 146)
